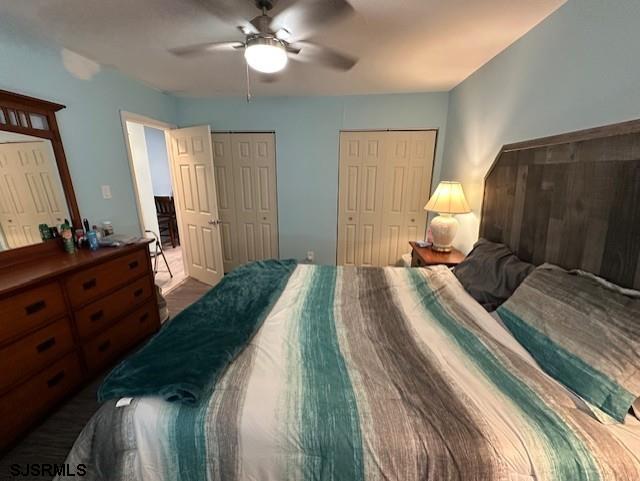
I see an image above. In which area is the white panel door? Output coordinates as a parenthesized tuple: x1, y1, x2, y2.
(337, 130, 436, 267)
(169, 126, 224, 286)
(337, 132, 385, 266)
(211, 133, 241, 273)
(0, 141, 68, 249)
(229, 133, 278, 267)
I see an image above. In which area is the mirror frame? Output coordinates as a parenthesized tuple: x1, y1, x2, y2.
(0, 89, 80, 262)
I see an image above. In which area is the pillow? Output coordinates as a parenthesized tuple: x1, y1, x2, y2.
(453, 238, 534, 311)
(497, 265, 640, 423)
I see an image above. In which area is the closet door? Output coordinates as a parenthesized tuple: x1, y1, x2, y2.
(337, 130, 436, 267)
(0, 142, 68, 248)
(211, 133, 241, 272)
(337, 132, 384, 266)
(230, 133, 278, 265)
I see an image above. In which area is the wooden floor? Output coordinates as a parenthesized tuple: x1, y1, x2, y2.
(154, 245, 187, 295)
(0, 278, 211, 480)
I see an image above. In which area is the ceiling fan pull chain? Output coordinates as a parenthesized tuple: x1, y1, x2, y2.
(245, 60, 252, 103)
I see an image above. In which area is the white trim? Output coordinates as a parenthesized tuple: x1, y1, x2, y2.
(119, 111, 189, 277)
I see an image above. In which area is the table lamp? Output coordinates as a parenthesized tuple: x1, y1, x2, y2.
(424, 181, 471, 252)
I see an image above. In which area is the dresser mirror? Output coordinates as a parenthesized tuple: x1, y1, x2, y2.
(0, 89, 79, 259)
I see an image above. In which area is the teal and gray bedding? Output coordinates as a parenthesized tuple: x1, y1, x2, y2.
(497, 265, 640, 422)
(99, 259, 296, 404)
(60, 265, 640, 481)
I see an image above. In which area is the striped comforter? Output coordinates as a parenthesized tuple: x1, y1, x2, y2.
(61, 265, 640, 481)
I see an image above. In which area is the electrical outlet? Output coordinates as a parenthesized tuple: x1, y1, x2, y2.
(306, 251, 315, 263)
(101, 185, 112, 199)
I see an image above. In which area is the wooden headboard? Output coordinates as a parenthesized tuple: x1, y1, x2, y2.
(480, 119, 640, 289)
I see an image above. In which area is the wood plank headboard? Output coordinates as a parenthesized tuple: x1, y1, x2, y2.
(480, 119, 640, 289)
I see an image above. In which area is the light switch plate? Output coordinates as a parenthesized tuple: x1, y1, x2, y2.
(101, 185, 112, 199)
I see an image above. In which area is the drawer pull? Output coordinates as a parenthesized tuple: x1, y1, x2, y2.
(90, 310, 104, 322)
(47, 370, 65, 388)
(128, 260, 139, 270)
(25, 300, 46, 315)
(139, 313, 149, 323)
(98, 340, 111, 353)
(36, 337, 56, 353)
(83, 278, 97, 290)
(133, 288, 144, 298)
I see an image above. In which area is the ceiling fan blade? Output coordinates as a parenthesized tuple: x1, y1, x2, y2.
(169, 41, 244, 58)
(291, 41, 357, 71)
(192, 0, 259, 34)
(271, 0, 354, 40)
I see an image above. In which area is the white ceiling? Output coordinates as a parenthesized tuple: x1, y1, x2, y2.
(1, 0, 565, 97)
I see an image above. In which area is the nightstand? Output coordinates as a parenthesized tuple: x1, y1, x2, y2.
(409, 241, 465, 268)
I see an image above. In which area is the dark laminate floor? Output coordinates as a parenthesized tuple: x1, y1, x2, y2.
(0, 278, 211, 481)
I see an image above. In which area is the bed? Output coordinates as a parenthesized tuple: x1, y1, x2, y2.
(58, 120, 640, 481)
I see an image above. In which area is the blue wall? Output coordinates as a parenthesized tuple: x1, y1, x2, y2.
(178, 93, 449, 264)
(0, 18, 177, 235)
(144, 126, 172, 196)
(441, 0, 640, 252)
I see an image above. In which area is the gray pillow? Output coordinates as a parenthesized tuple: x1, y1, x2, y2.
(453, 238, 534, 311)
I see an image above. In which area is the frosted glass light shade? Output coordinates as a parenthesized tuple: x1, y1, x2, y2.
(424, 181, 471, 214)
(245, 39, 288, 74)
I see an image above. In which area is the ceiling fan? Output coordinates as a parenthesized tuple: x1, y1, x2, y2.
(170, 0, 358, 76)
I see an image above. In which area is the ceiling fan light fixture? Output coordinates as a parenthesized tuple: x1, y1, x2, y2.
(244, 36, 288, 73)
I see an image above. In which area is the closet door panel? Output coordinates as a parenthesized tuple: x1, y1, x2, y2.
(380, 132, 411, 266)
(231, 135, 258, 265)
(212, 133, 240, 272)
(253, 134, 278, 259)
(357, 133, 384, 266)
(404, 131, 436, 244)
(337, 133, 362, 266)
(228, 133, 278, 266)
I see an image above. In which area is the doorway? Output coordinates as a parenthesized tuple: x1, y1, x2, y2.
(121, 112, 186, 294)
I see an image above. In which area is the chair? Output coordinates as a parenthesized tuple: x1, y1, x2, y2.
(154, 196, 179, 248)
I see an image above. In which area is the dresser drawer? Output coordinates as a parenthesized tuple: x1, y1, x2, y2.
(75, 276, 154, 339)
(0, 318, 75, 392)
(0, 353, 82, 451)
(0, 282, 66, 344)
(66, 248, 149, 307)
(83, 301, 158, 374)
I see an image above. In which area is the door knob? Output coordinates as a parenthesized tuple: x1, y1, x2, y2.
(208, 219, 221, 225)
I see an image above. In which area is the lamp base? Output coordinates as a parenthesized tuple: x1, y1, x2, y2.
(429, 214, 459, 253)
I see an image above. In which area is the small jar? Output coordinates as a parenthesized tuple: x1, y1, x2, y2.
(102, 221, 114, 237)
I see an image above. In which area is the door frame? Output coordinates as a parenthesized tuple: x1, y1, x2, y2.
(119, 111, 188, 273)
(211, 130, 280, 270)
(335, 128, 439, 265)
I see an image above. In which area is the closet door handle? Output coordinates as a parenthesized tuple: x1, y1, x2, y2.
(348, 216, 353, 221)
(25, 300, 46, 315)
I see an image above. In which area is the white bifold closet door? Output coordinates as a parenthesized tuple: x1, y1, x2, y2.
(0, 141, 68, 249)
(211, 132, 278, 272)
(337, 130, 436, 267)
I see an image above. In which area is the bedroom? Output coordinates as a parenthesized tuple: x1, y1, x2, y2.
(1, 0, 639, 480)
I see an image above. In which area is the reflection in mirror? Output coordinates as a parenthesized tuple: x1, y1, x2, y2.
(0, 131, 70, 251)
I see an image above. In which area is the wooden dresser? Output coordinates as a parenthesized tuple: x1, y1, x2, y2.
(0, 240, 160, 451)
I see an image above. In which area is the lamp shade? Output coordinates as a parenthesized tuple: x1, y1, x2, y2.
(424, 181, 471, 214)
